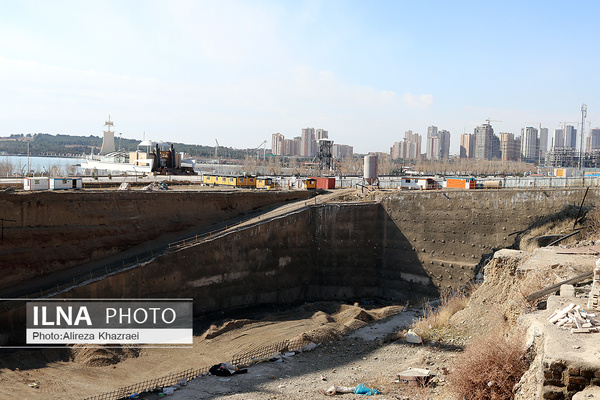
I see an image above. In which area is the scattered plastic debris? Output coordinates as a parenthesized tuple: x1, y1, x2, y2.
(162, 386, 175, 395)
(354, 383, 381, 395)
(325, 383, 381, 396)
(405, 329, 423, 344)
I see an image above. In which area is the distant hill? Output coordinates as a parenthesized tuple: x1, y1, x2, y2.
(0, 133, 251, 159)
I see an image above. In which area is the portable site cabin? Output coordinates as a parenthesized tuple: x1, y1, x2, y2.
(417, 178, 440, 190)
(309, 177, 336, 189)
(256, 177, 274, 189)
(400, 177, 421, 190)
(49, 177, 83, 190)
(23, 177, 49, 191)
(445, 177, 476, 189)
(303, 178, 317, 189)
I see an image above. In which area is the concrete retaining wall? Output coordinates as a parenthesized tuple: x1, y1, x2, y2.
(60, 188, 600, 311)
(0, 190, 309, 289)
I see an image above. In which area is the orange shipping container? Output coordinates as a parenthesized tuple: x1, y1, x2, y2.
(446, 178, 475, 189)
(309, 177, 336, 189)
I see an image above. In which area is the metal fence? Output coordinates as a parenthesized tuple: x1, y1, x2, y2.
(84, 336, 313, 400)
(337, 176, 600, 190)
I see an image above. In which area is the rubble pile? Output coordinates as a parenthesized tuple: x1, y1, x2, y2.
(547, 303, 600, 333)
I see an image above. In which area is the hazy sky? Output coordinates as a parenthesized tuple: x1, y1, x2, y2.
(1, 0, 598, 154)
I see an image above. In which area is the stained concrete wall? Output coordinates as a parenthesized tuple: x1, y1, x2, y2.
(0, 190, 309, 289)
(58, 188, 600, 312)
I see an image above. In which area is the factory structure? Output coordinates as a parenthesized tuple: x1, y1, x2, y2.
(80, 117, 196, 175)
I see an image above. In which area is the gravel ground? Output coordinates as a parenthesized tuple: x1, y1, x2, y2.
(143, 312, 460, 400)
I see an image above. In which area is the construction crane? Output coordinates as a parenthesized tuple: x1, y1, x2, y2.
(256, 140, 267, 161)
(214, 139, 219, 159)
(485, 118, 502, 125)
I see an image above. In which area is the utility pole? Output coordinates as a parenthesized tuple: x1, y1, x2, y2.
(581, 104, 587, 171)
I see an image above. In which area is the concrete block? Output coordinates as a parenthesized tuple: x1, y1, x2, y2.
(560, 284, 575, 298)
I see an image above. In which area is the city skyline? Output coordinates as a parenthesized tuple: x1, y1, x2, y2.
(1, 1, 599, 155)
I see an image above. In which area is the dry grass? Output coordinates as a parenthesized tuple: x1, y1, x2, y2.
(410, 287, 475, 343)
(448, 330, 528, 400)
(586, 207, 600, 236)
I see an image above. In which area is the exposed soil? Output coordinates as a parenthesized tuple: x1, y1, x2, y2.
(0, 301, 420, 399)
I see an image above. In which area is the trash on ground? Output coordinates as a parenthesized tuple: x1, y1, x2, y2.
(302, 342, 319, 351)
(325, 385, 355, 396)
(405, 329, 423, 344)
(397, 367, 431, 385)
(209, 362, 248, 376)
(118, 182, 131, 190)
(162, 386, 175, 395)
(354, 383, 381, 395)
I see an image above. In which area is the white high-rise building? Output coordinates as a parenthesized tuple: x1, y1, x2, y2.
(301, 128, 316, 157)
(474, 123, 495, 160)
(520, 127, 538, 163)
(316, 129, 328, 140)
(272, 133, 284, 156)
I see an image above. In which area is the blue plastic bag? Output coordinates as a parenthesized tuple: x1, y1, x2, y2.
(354, 383, 381, 395)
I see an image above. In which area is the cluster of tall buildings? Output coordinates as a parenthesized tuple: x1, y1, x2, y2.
(271, 121, 600, 167)
(271, 128, 353, 159)
(390, 130, 422, 160)
(390, 126, 450, 161)
(460, 123, 550, 163)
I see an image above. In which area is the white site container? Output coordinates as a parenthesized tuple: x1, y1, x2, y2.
(49, 177, 83, 190)
(23, 177, 49, 191)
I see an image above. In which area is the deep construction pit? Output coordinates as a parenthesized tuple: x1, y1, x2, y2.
(0, 187, 598, 399)
(1, 188, 597, 324)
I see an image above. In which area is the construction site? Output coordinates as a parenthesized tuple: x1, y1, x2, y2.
(1, 185, 600, 399)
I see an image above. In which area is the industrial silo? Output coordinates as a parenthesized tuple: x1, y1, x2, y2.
(363, 154, 379, 185)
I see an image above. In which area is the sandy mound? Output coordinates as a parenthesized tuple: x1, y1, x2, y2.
(70, 345, 140, 367)
(203, 319, 254, 339)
